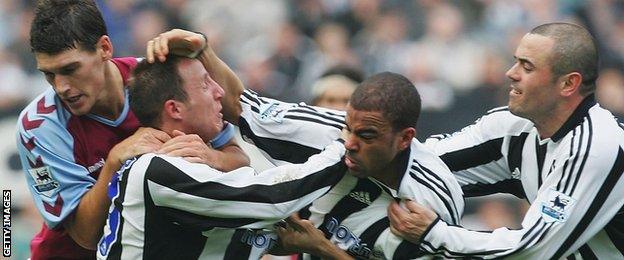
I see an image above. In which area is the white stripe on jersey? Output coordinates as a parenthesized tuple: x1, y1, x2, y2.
(98, 141, 347, 260)
(424, 98, 624, 259)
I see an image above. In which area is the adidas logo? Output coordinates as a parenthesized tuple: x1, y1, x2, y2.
(349, 191, 372, 205)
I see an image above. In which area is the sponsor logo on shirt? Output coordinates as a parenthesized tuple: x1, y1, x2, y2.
(541, 188, 575, 223)
(325, 217, 384, 259)
(28, 166, 60, 198)
(240, 229, 278, 253)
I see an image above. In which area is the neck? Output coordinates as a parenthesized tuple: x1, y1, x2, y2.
(373, 149, 409, 190)
(533, 98, 583, 139)
(91, 60, 125, 120)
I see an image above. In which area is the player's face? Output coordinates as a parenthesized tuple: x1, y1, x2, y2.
(505, 33, 561, 121)
(36, 45, 108, 117)
(177, 59, 225, 143)
(343, 106, 408, 182)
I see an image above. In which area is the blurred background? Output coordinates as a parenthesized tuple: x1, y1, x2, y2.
(1, 0, 623, 258)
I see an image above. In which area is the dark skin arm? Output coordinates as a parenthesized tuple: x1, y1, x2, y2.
(274, 213, 354, 260)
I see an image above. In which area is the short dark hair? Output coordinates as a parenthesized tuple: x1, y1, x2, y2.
(530, 22, 599, 96)
(130, 56, 189, 128)
(349, 72, 421, 130)
(30, 0, 107, 54)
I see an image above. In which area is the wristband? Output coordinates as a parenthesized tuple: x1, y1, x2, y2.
(187, 31, 208, 59)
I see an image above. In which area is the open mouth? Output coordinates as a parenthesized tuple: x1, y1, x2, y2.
(65, 95, 83, 104)
(510, 86, 522, 95)
(345, 156, 358, 169)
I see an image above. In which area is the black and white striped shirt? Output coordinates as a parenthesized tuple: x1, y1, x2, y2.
(96, 140, 347, 260)
(423, 95, 624, 259)
(238, 90, 464, 259)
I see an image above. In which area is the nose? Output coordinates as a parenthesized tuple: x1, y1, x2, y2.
(505, 63, 519, 81)
(213, 83, 225, 100)
(343, 132, 359, 152)
(53, 75, 71, 94)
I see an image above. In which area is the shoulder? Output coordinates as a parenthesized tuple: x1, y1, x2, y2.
(584, 105, 624, 157)
(17, 89, 73, 147)
(111, 57, 141, 86)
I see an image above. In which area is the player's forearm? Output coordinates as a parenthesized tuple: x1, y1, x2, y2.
(64, 157, 121, 249)
(212, 144, 250, 171)
(310, 240, 354, 260)
(197, 45, 244, 125)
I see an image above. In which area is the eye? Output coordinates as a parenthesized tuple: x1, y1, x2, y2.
(43, 72, 54, 81)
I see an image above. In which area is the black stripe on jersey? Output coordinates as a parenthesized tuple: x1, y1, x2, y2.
(283, 115, 344, 130)
(486, 106, 509, 115)
(562, 123, 585, 195)
(462, 178, 526, 198)
(507, 132, 530, 179)
(358, 217, 389, 254)
(569, 118, 593, 195)
(159, 206, 260, 229)
(318, 179, 382, 237)
(143, 178, 206, 259)
(557, 128, 577, 191)
(439, 137, 504, 171)
(238, 118, 323, 163)
(289, 107, 345, 125)
(107, 168, 131, 259)
(240, 91, 261, 110)
(413, 161, 460, 223)
(553, 147, 624, 259)
(605, 204, 624, 255)
(578, 244, 597, 259)
(393, 240, 426, 259)
(147, 156, 346, 204)
(408, 171, 457, 224)
(429, 133, 451, 141)
(535, 139, 547, 189)
(223, 229, 252, 259)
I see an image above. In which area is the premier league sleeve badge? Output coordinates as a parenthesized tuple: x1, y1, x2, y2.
(541, 188, 576, 223)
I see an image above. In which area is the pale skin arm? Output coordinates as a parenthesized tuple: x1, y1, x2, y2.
(64, 127, 170, 249)
(387, 200, 438, 243)
(157, 130, 250, 171)
(274, 213, 354, 260)
(146, 29, 245, 125)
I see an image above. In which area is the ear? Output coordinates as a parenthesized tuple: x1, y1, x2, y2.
(560, 72, 582, 97)
(398, 127, 416, 150)
(98, 35, 113, 61)
(163, 100, 184, 121)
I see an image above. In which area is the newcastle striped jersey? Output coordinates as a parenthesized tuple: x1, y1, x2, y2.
(423, 95, 624, 259)
(96, 140, 347, 260)
(238, 90, 464, 259)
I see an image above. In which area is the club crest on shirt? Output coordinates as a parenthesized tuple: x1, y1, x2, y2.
(541, 188, 575, 223)
(28, 166, 60, 198)
(258, 102, 288, 123)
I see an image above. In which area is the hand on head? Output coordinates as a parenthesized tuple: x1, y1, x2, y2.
(387, 200, 438, 243)
(146, 29, 207, 63)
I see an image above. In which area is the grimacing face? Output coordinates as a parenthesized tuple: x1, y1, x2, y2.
(505, 33, 562, 121)
(343, 105, 407, 182)
(36, 47, 109, 117)
(176, 59, 225, 143)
